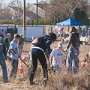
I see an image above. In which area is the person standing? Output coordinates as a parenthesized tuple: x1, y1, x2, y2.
(49, 42, 63, 73)
(66, 27, 80, 74)
(5, 33, 12, 58)
(8, 34, 20, 78)
(18, 34, 24, 57)
(0, 34, 7, 60)
(29, 33, 56, 86)
(5, 33, 12, 51)
(0, 35, 9, 83)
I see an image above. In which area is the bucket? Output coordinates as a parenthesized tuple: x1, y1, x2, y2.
(18, 66, 24, 74)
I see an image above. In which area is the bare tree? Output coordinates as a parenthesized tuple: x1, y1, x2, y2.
(0, 0, 4, 20)
(8, 0, 23, 22)
(0, 0, 12, 20)
(46, 0, 87, 24)
(4, 7, 12, 20)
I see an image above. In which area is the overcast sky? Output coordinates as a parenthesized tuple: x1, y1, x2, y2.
(0, 0, 48, 7)
(4, 0, 47, 4)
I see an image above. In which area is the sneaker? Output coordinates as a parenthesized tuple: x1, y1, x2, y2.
(41, 78, 47, 87)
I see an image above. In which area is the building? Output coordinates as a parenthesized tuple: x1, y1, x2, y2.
(9, 1, 48, 21)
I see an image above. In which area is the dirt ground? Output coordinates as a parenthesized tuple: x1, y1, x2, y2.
(0, 41, 90, 90)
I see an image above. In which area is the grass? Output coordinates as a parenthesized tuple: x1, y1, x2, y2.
(0, 41, 90, 90)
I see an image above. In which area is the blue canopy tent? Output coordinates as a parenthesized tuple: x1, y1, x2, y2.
(56, 18, 84, 26)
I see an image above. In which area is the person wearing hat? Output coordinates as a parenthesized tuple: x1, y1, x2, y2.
(8, 34, 20, 78)
(49, 42, 63, 72)
(5, 33, 12, 58)
(5, 33, 12, 50)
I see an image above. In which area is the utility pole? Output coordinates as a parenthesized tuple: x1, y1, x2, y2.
(36, 0, 38, 25)
(23, 0, 26, 39)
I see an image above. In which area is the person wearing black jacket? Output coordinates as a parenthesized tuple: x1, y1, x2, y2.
(67, 27, 80, 74)
(0, 35, 9, 83)
(29, 33, 56, 86)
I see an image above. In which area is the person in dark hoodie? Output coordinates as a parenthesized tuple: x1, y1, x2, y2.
(0, 34, 7, 59)
(29, 33, 56, 86)
(0, 35, 9, 83)
(66, 27, 80, 74)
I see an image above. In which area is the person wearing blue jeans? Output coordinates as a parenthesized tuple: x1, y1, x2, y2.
(67, 27, 80, 74)
(0, 35, 8, 83)
(0, 52, 8, 83)
(67, 47, 79, 73)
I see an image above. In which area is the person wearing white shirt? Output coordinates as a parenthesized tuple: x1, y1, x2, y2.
(50, 42, 63, 72)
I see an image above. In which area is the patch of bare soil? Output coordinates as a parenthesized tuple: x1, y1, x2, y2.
(0, 41, 90, 90)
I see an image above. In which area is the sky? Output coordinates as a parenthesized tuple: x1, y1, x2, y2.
(5, 0, 47, 4)
(0, 0, 49, 8)
(5, 0, 36, 3)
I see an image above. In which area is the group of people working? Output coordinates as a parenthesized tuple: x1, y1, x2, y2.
(0, 26, 80, 87)
(0, 33, 24, 83)
(29, 26, 80, 86)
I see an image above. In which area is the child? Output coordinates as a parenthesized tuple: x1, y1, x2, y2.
(49, 42, 63, 72)
(8, 34, 20, 78)
(81, 53, 90, 67)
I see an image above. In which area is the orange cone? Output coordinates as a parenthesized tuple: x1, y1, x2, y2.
(18, 65, 24, 74)
(18, 65, 24, 79)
